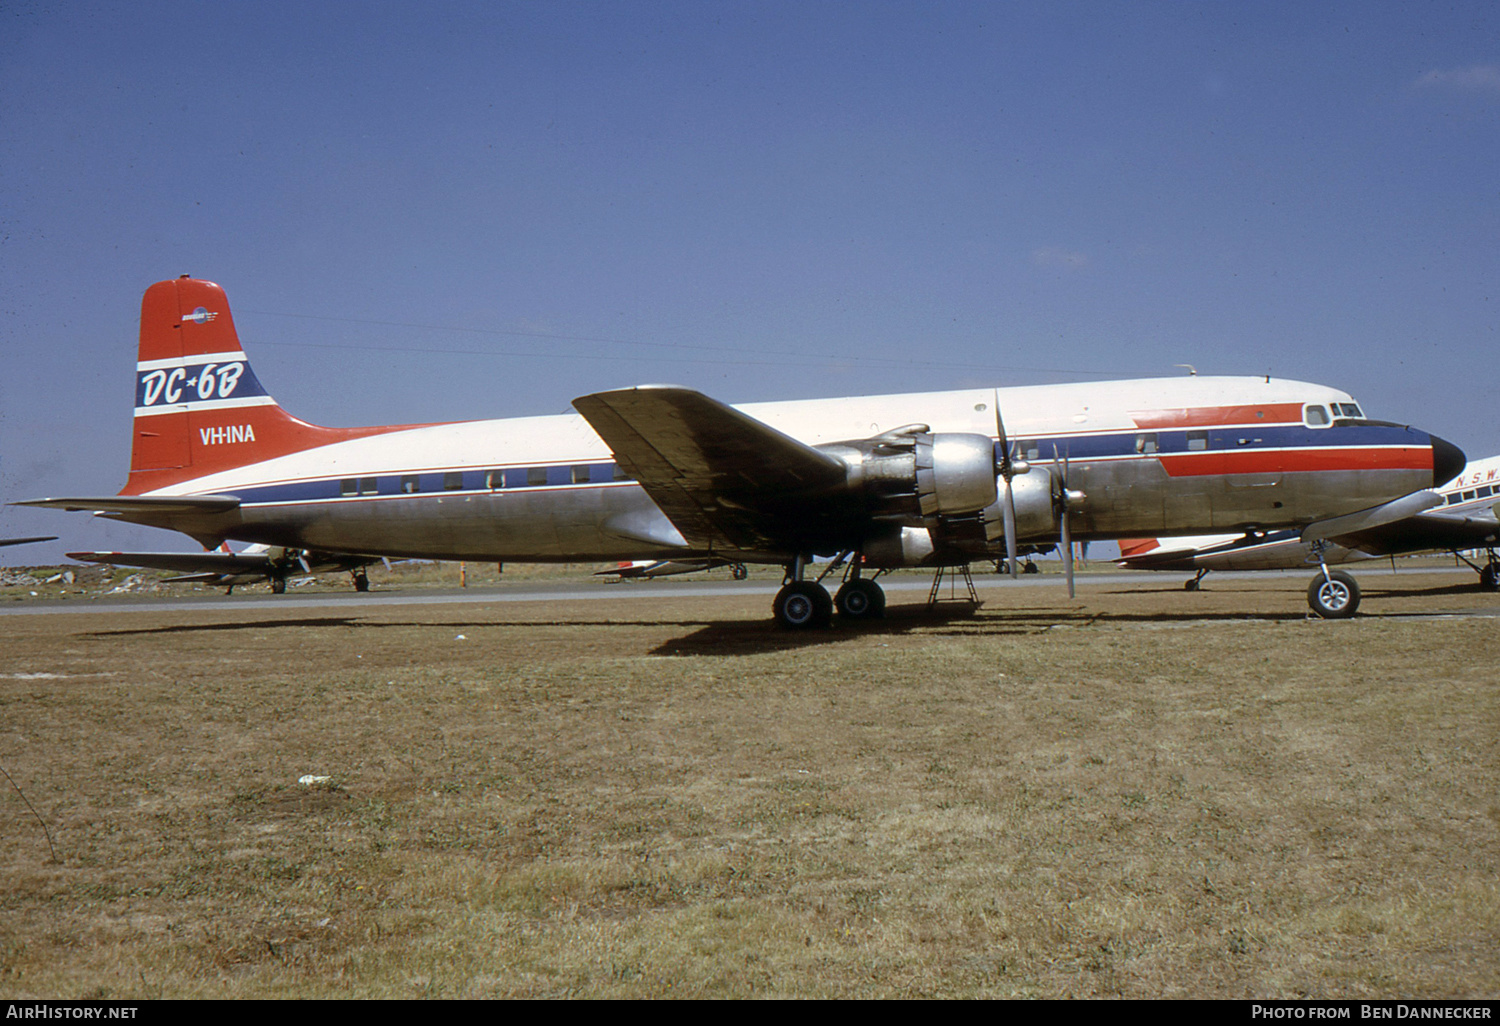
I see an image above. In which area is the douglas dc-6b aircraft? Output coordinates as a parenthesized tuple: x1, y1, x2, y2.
(17, 277, 1465, 627)
(1117, 454, 1500, 614)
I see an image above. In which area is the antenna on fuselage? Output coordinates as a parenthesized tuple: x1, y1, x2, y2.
(1174, 364, 1197, 376)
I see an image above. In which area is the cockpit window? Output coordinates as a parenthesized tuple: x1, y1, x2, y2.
(1304, 405, 1330, 426)
(1331, 402, 1363, 419)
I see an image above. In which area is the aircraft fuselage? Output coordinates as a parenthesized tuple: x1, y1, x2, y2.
(124, 377, 1450, 564)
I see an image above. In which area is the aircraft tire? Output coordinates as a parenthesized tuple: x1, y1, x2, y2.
(774, 582, 832, 629)
(270, 576, 286, 595)
(835, 579, 886, 619)
(353, 570, 370, 592)
(1307, 570, 1360, 619)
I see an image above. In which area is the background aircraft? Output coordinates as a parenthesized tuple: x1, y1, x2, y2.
(1117, 455, 1500, 614)
(17, 278, 1464, 627)
(595, 558, 750, 581)
(65, 542, 382, 594)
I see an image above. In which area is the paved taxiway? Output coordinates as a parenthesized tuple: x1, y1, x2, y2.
(2, 566, 1495, 619)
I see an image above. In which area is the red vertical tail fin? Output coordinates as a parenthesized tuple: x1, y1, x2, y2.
(124, 277, 385, 494)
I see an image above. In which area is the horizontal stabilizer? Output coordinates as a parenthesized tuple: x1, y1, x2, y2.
(0, 536, 57, 548)
(15, 495, 241, 515)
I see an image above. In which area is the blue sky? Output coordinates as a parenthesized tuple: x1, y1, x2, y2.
(3, 1, 1497, 561)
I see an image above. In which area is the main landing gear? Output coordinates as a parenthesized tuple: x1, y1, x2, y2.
(773, 553, 887, 629)
(1454, 547, 1500, 592)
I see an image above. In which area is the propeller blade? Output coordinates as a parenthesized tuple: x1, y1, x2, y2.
(992, 389, 1010, 476)
(1053, 443, 1076, 598)
(1003, 476, 1018, 578)
(994, 391, 1023, 578)
(1061, 504, 1075, 598)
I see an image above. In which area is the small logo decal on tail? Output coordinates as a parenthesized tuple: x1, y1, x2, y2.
(185, 306, 219, 324)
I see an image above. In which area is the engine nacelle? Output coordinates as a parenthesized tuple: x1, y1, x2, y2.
(983, 469, 1058, 541)
(864, 525, 937, 568)
(820, 426, 998, 521)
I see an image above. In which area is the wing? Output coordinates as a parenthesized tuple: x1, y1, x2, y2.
(573, 386, 849, 553)
(0, 536, 56, 548)
(1328, 505, 1500, 556)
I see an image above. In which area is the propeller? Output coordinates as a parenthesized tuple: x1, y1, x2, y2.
(1053, 443, 1077, 598)
(992, 392, 1029, 578)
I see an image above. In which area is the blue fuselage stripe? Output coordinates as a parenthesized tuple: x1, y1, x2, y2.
(197, 422, 1429, 509)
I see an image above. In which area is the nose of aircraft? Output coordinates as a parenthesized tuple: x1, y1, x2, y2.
(1430, 434, 1466, 487)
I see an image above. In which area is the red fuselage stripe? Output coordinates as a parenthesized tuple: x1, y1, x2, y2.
(1130, 403, 1306, 430)
(1158, 447, 1433, 478)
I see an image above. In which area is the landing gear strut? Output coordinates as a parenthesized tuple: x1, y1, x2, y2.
(1185, 568, 1209, 591)
(1454, 547, 1499, 591)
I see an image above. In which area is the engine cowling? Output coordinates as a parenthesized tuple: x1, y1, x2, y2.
(819, 425, 998, 520)
(863, 466, 1067, 568)
(983, 469, 1057, 541)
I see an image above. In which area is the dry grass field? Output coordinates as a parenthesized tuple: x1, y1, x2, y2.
(1, 567, 1497, 998)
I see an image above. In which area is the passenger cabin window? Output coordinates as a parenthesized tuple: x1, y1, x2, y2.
(571, 465, 592, 484)
(527, 467, 549, 487)
(359, 477, 378, 496)
(443, 472, 463, 491)
(1187, 431, 1208, 452)
(340, 479, 358, 497)
(1304, 405, 1330, 427)
(400, 475, 420, 494)
(486, 470, 506, 489)
(1135, 433, 1159, 455)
